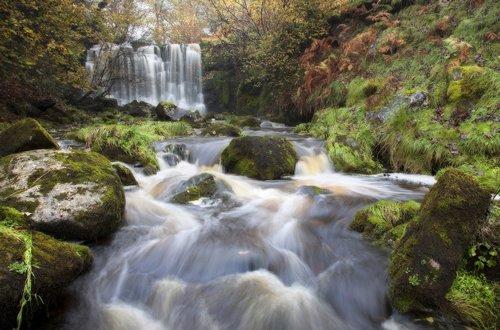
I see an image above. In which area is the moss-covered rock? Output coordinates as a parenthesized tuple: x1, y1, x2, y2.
(0, 206, 25, 227)
(0, 149, 125, 241)
(0, 227, 92, 329)
(201, 122, 241, 137)
(388, 169, 491, 314)
(447, 66, 492, 103)
(169, 173, 217, 204)
(0, 118, 59, 158)
(226, 115, 261, 128)
(112, 163, 138, 186)
(155, 101, 177, 120)
(221, 136, 298, 180)
(350, 200, 420, 247)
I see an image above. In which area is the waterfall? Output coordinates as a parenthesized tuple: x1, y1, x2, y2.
(86, 43, 205, 113)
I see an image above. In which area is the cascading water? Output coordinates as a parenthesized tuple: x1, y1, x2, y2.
(86, 43, 205, 112)
(50, 128, 435, 330)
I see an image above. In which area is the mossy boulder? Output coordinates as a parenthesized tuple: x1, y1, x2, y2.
(221, 136, 298, 180)
(0, 149, 125, 241)
(122, 100, 154, 117)
(350, 200, 420, 248)
(201, 122, 241, 137)
(388, 169, 491, 314)
(112, 163, 138, 186)
(168, 173, 217, 204)
(0, 227, 92, 329)
(227, 115, 261, 128)
(0, 118, 59, 158)
(155, 101, 177, 120)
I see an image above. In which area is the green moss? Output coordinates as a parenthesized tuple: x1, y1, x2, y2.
(69, 121, 192, 174)
(447, 66, 493, 103)
(221, 136, 298, 180)
(0, 207, 25, 228)
(226, 115, 261, 128)
(350, 200, 420, 247)
(158, 101, 177, 110)
(446, 271, 498, 330)
(346, 78, 381, 108)
(0, 118, 59, 158)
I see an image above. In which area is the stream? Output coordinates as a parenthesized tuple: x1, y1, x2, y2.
(53, 127, 435, 330)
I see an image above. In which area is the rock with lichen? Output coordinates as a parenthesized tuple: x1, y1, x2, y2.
(0, 118, 59, 158)
(0, 149, 125, 241)
(388, 168, 491, 314)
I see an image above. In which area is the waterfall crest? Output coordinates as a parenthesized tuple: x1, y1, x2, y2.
(86, 43, 205, 113)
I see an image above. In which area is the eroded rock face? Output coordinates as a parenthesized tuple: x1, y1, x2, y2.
(388, 169, 490, 314)
(221, 136, 298, 180)
(0, 118, 59, 158)
(0, 228, 92, 329)
(0, 149, 125, 241)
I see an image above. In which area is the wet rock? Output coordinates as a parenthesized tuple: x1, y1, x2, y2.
(350, 200, 420, 248)
(388, 169, 490, 314)
(0, 118, 60, 158)
(0, 228, 92, 329)
(201, 122, 241, 137)
(162, 143, 189, 166)
(0, 149, 125, 241)
(112, 163, 138, 186)
(169, 173, 217, 204)
(155, 101, 201, 125)
(122, 100, 154, 117)
(227, 115, 260, 128)
(221, 136, 298, 180)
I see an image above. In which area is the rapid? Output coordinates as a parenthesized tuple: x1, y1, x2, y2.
(55, 126, 434, 330)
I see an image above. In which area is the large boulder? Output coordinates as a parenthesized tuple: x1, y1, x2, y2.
(388, 169, 491, 314)
(168, 173, 217, 204)
(0, 118, 59, 158)
(0, 225, 92, 329)
(221, 136, 298, 180)
(0, 149, 125, 241)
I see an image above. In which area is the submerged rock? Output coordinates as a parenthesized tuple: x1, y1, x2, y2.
(350, 200, 420, 248)
(0, 118, 59, 158)
(221, 136, 298, 180)
(0, 149, 125, 241)
(388, 169, 490, 314)
(112, 163, 138, 186)
(169, 173, 217, 204)
(0, 228, 92, 329)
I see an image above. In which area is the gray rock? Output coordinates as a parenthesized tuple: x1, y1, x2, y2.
(168, 173, 217, 204)
(0, 149, 125, 241)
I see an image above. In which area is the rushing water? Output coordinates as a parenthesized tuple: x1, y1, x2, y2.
(86, 43, 205, 112)
(54, 128, 434, 330)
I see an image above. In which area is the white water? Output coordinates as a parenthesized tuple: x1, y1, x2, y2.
(53, 130, 434, 330)
(86, 43, 205, 112)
